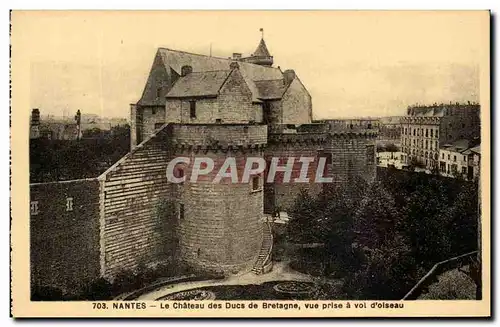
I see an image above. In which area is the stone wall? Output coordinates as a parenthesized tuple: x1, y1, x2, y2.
(324, 133, 378, 186)
(281, 78, 312, 125)
(169, 124, 267, 275)
(99, 125, 174, 278)
(171, 124, 267, 147)
(165, 69, 260, 124)
(140, 106, 166, 140)
(265, 135, 324, 213)
(30, 179, 101, 294)
(173, 150, 264, 274)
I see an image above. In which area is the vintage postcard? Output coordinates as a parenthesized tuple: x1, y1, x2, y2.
(10, 10, 490, 318)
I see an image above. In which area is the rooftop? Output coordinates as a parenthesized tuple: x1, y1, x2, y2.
(166, 70, 231, 98)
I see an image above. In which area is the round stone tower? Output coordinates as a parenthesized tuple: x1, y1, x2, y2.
(169, 124, 268, 275)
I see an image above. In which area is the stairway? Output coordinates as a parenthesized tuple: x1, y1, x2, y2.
(252, 218, 273, 275)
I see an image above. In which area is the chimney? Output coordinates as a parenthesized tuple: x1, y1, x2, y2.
(181, 65, 193, 77)
(283, 69, 296, 85)
(31, 108, 40, 126)
(232, 53, 242, 60)
(230, 61, 239, 70)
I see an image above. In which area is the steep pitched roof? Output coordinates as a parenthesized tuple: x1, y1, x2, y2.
(253, 38, 271, 57)
(166, 70, 231, 98)
(254, 79, 287, 100)
(157, 48, 282, 102)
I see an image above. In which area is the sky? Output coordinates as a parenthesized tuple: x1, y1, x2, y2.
(14, 11, 487, 119)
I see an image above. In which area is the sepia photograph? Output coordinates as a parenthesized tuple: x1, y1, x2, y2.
(10, 10, 490, 317)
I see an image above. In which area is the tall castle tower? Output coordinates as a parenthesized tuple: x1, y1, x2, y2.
(169, 124, 267, 274)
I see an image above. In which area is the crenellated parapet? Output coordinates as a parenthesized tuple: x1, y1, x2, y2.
(267, 132, 326, 146)
(328, 129, 379, 139)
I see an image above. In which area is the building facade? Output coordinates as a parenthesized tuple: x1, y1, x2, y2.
(378, 116, 402, 147)
(400, 103, 480, 170)
(439, 140, 481, 181)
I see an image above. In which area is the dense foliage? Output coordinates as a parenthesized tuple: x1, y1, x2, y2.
(30, 125, 130, 183)
(287, 167, 479, 299)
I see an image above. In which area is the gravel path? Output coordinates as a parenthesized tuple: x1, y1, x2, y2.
(136, 260, 313, 300)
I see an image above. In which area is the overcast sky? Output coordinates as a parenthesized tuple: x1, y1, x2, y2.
(15, 11, 486, 119)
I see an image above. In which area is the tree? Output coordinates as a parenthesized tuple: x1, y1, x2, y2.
(343, 235, 419, 300)
(444, 182, 479, 255)
(288, 189, 323, 244)
(400, 181, 452, 268)
(353, 181, 402, 249)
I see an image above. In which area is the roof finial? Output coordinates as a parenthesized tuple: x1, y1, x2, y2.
(260, 28, 264, 39)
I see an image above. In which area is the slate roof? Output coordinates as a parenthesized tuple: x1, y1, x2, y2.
(254, 79, 287, 100)
(157, 48, 283, 102)
(166, 70, 231, 98)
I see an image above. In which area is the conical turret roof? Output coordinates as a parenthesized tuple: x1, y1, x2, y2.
(253, 38, 271, 57)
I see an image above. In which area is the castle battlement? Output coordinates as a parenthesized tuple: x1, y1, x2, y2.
(267, 132, 326, 146)
(328, 129, 379, 139)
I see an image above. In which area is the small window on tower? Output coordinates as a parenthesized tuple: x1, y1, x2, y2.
(189, 101, 196, 118)
(30, 201, 39, 215)
(251, 175, 260, 191)
(66, 197, 73, 212)
(156, 87, 161, 99)
(178, 168, 185, 185)
(152, 107, 157, 115)
(179, 203, 185, 220)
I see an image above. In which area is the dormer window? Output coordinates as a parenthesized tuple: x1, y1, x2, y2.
(189, 101, 196, 118)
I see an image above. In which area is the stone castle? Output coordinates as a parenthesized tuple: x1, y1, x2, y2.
(30, 35, 378, 293)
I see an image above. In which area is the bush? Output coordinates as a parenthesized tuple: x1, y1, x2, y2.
(31, 286, 64, 301)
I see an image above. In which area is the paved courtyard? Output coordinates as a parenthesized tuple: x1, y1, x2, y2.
(136, 260, 314, 300)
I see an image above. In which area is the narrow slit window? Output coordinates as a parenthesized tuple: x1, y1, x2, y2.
(179, 203, 185, 220)
(252, 175, 260, 191)
(30, 201, 39, 215)
(189, 101, 196, 118)
(66, 197, 73, 212)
